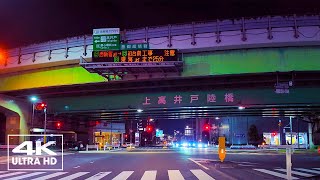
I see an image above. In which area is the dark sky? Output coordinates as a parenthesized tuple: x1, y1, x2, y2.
(0, 0, 320, 49)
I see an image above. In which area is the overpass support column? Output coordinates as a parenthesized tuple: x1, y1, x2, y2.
(308, 123, 314, 149)
(0, 94, 31, 144)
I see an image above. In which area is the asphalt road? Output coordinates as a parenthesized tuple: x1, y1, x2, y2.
(0, 148, 320, 179)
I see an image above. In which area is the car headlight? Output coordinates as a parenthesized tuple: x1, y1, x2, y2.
(192, 143, 196, 147)
(198, 144, 203, 148)
(182, 143, 187, 147)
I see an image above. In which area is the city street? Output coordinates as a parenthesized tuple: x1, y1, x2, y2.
(0, 148, 319, 179)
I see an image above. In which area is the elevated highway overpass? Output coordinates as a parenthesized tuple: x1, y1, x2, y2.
(1, 15, 320, 145)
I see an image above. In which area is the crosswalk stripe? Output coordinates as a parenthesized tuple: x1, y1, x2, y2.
(31, 172, 68, 180)
(57, 172, 89, 180)
(85, 172, 111, 180)
(313, 168, 320, 171)
(190, 169, 215, 180)
(275, 168, 314, 177)
(141, 170, 157, 180)
(0, 172, 26, 179)
(4, 172, 46, 180)
(168, 170, 185, 180)
(112, 171, 134, 180)
(254, 169, 298, 179)
(0, 171, 8, 174)
(295, 168, 320, 174)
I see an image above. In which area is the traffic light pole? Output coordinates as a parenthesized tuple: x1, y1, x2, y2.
(31, 103, 35, 132)
(44, 108, 47, 143)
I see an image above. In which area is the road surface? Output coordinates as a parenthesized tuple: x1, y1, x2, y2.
(0, 147, 319, 179)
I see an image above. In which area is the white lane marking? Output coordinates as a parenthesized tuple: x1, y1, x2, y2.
(112, 171, 134, 180)
(275, 168, 314, 177)
(188, 158, 209, 170)
(254, 169, 298, 179)
(168, 170, 185, 180)
(73, 166, 80, 168)
(0, 171, 8, 174)
(313, 168, 320, 171)
(85, 172, 111, 180)
(0, 172, 26, 179)
(190, 169, 215, 180)
(295, 168, 320, 174)
(90, 161, 94, 163)
(57, 172, 89, 180)
(4, 172, 46, 180)
(31, 172, 68, 180)
(141, 170, 157, 180)
(238, 164, 254, 167)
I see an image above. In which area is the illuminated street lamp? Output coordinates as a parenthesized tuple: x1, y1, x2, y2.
(29, 96, 38, 131)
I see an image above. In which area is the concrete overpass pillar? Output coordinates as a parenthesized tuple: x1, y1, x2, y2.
(0, 94, 31, 144)
(308, 123, 314, 149)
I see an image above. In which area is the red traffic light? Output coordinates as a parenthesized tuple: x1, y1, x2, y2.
(204, 124, 210, 131)
(272, 132, 277, 136)
(146, 125, 152, 132)
(56, 122, 62, 129)
(35, 102, 47, 111)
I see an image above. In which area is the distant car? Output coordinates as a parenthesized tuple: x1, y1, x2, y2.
(122, 142, 133, 147)
(173, 141, 208, 148)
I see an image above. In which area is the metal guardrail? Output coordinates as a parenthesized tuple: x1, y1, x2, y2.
(7, 15, 320, 57)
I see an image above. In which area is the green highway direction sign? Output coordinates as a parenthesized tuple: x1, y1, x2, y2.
(120, 43, 149, 50)
(93, 28, 120, 51)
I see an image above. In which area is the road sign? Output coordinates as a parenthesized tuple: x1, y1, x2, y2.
(156, 130, 164, 137)
(120, 43, 149, 50)
(92, 49, 178, 63)
(93, 28, 120, 51)
(275, 82, 290, 94)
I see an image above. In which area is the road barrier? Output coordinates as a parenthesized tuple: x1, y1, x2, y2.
(86, 144, 98, 151)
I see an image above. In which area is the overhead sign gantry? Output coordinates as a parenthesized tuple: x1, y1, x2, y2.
(80, 28, 183, 81)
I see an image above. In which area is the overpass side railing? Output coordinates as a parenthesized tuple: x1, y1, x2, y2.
(6, 15, 320, 57)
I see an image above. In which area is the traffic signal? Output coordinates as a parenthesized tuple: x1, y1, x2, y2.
(35, 102, 47, 111)
(146, 125, 152, 133)
(272, 132, 277, 136)
(204, 124, 210, 131)
(56, 122, 62, 129)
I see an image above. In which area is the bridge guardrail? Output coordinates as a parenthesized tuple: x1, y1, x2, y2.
(6, 15, 320, 57)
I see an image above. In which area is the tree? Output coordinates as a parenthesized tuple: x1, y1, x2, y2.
(248, 124, 260, 145)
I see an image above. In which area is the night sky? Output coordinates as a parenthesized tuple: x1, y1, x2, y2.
(1, 0, 320, 49)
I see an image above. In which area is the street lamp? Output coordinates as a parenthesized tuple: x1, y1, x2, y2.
(29, 96, 38, 131)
